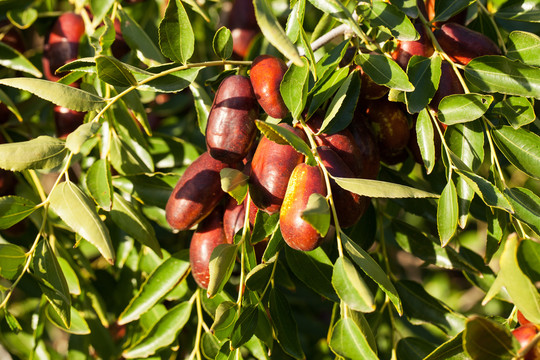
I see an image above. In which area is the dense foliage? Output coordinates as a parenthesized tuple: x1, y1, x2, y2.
(0, 0, 539, 359)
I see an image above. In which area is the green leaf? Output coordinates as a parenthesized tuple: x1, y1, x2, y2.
(3, 309, 22, 333)
(518, 240, 540, 283)
(301, 193, 330, 237)
(464, 56, 540, 99)
(0, 244, 26, 280)
(285, 0, 305, 43)
(396, 337, 436, 360)
(57, 257, 80, 295)
(491, 97, 535, 129)
(367, 0, 419, 41)
(463, 316, 517, 360)
(495, 1, 540, 23)
(320, 70, 361, 134)
(109, 132, 154, 175)
(190, 82, 212, 135)
(424, 332, 466, 360)
(499, 234, 540, 325)
(0, 78, 105, 112)
(308, 0, 364, 42)
(253, 0, 303, 66)
(333, 177, 438, 198)
(211, 301, 238, 340)
(285, 246, 338, 302)
(123, 301, 193, 358)
(506, 31, 540, 66)
(119, 250, 190, 324)
(201, 332, 221, 359)
(329, 318, 379, 360)
(307, 67, 349, 118)
(220, 168, 249, 205)
(438, 94, 493, 125)
(117, 8, 165, 64)
(85, 159, 113, 211)
(231, 305, 258, 348)
(0, 136, 66, 171)
(0, 42, 41, 77)
(159, 0, 194, 64)
(111, 193, 162, 257)
(405, 56, 442, 114)
(416, 108, 435, 173)
(95, 56, 137, 87)
(134, 65, 200, 93)
(213, 26, 233, 60)
(269, 288, 304, 359)
(46, 305, 90, 335)
(0, 88, 22, 122)
(454, 169, 513, 213)
(491, 126, 540, 179)
(505, 187, 540, 236)
(0, 196, 36, 230)
(207, 244, 238, 298)
(431, 0, 474, 23)
(342, 232, 402, 315)
(33, 240, 71, 328)
(121, 90, 151, 136)
(437, 179, 458, 246)
(280, 57, 309, 120)
(65, 122, 101, 154)
(332, 256, 375, 313)
(49, 181, 115, 265)
(395, 280, 466, 335)
(355, 53, 414, 92)
(255, 120, 315, 165)
(7, 8, 37, 29)
(245, 261, 274, 291)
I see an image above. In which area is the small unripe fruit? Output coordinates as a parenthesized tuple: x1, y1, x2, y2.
(166, 152, 229, 231)
(280, 163, 327, 251)
(206, 75, 259, 165)
(250, 55, 289, 119)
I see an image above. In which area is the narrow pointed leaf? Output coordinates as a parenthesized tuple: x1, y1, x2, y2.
(46, 306, 90, 335)
(504, 187, 540, 236)
(95, 56, 137, 87)
(355, 53, 414, 91)
(333, 177, 438, 198)
(85, 159, 113, 211)
(491, 126, 540, 179)
(0, 42, 41, 77)
(424, 332, 465, 360)
(231, 305, 258, 349)
(0, 88, 22, 122)
(269, 289, 304, 359)
(49, 181, 115, 264)
(280, 57, 309, 119)
(0, 136, 66, 171)
(308, 0, 364, 41)
(159, 0, 194, 64)
(437, 180, 458, 246)
(332, 256, 375, 312)
(455, 169, 513, 212)
(0, 196, 37, 230)
(416, 108, 435, 173)
(66, 122, 101, 154)
(190, 82, 212, 135)
(405, 56, 441, 113)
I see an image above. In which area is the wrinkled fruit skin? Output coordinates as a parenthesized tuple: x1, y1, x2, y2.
(166, 152, 229, 231)
(512, 324, 540, 360)
(227, 0, 259, 58)
(190, 207, 229, 289)
(280, 163, 326, 251)
(42, 13, 85, 81)
(318, 146, 367, 228)
(365, 100, 410, 163)
(54, 106, 86, 139)
(206, 75, 259, 165)
(430, 61, 463, 112)
(435, 23, 501, 65)
(250, 55, 289, 119)
(348, 118, 380, 179)
(392, 22, 434, 70)
(249, 123, 305, 214)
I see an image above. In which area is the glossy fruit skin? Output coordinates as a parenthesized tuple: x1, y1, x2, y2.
(54, 106, 86, 139)
(318, 146, 367, 228)
(190, 207, 229, 289)
(227, 0, 260, 58)
(166, 152, 229, 231)
(223, 197, 245, 243)
(512, 324, 540, 360)
(518, 311, 532, 326)
(348, 118, 381, 180)
(392, 23, 434, 70)
(42, 13, 85, 81)
(435, 23, 501, 65)
(430, 61, 464, 112)
(280, 163, 327, 251)
(250, 55, 289, 119)
(365, 99, 410, 158)
(206, 75, 259, 165)
(249, 123, 305, 214)
(359, 69, 389, 101)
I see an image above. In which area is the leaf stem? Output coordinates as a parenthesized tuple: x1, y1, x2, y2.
(476, 1, 507, 54)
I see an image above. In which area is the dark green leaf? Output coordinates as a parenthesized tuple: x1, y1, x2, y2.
(207, 244, 238, 298)
(506, 31, 540, 66)
(220, 168, 248, 204)
(190, 82, 212, 135)
(464, 56, 540, 99)
(333, 177, 438, 198)
(49, 181, 115, 264)
(332, 256, 375, 313)
(0, 196, 36, 230)
(424, 332, 466, 360)
(0, 136, 66, 172)
(86, 159, 113, 211)
(389, 0, 419, 18)
(280, 57, 309, 120)
(518, 240, 540, 283)
(245, 261, 274, 291)
(368, 0, 419, 41)
(0, 42, 41, 77)
(492, 97, 535, 129)
(134, 65, 200, 93)
(269, 288, 304, 359)
(46, 305, 90, 335)
(396, 337, 436, 360)
(320, 70, 361, 134)
(109, 131, 154, 175)
(231, 305, 258, 348)
(405, 56, 441, 114)
(159, 0, 194, 64)
(213, 27, 233, 60)
(505, 187, 540, 236)
(121, 90, 151, 136)
(329, 318, 379, 360)
(463, 316, 517, 360)
(455, 169, 513, 213)
(307, 67, 349, 118)
(491, 126, 540, 179)
(201, 332, 221, 359)
(7, 8, 37, 29)
(495, 1, 540, 23)
(416, 108, 435, 173)
(308, 0, 364, 41)
(0, 88, 22, 122)
(0, 244, 26, 280)
(66, 122, 101, 154)
(437, 179, 458, 246)
(431, 0, 474, 23)
(438, 94, 493, 125)
(4, 310, 22, 333)
(95, 56, 137, 87)
(301, 193, 330, 237)
(355, 53, 414, 92)
(211, 301, 238, 340)
(123, 301, 193, 358)
(0, 78, 105, 111)
(33, 240, 71, 328)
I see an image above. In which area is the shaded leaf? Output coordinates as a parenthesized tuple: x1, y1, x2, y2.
(506, 31, 540, 66)
(463, 316, 517, 360)
(320, 70, 361, 134)
(220, 168, 248, 204)
(406, 56, 441, 114)
(416, 108, 435, 173)
(301, 193, 330, 237)
(231, 305, 258, 348)
(505, 187, 540, 236)
(213, 26, 233, 59)
(518, 240, 540, 283)
(269, 288, 304, 359)
(0, 196, 36, 230)
(367, 0, 419, 41)
(95, 56, 137, 87)
(455, 169, 513, 213)
(280, 57, 309, 120)
(0, 42, 41, 77)
(190, 82, 212, 135)
(85, 159, 113, 211)
(491, 97, 535, 129)
(46, 305, 90, 335)
(207, 244, 238, 298)
(332, 256, 375, 313)
(431, 0, 475, 23)
(424, 332, 466, 360)
(491, 126, 540, 179)
(437, 179, 458, 246)
(329, 318, 379, 360)
(0, 244, 26, 280)
(66, 122, 101, 154)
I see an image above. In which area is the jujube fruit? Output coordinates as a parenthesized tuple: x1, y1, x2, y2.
(348, 118, 380, 179)
(435, 23, 501, 65)
(429, 61, 464, 112)
(280, 163, 327, 251)
(166, 152, 229, 231)
(206, 75, 259, 165)
(249, 123, 305, 214)
(189, 207, 230, 289)
(250, 55, 289, 119)
(54, 106, 86, 139)
(364, 99, 410, 157)
(512, 324, 540, 360)
(392, 23, 434, 70)
(226, 0, 260, 58)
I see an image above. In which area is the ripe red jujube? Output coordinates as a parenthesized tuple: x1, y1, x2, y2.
(250, 55, 289, 119)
